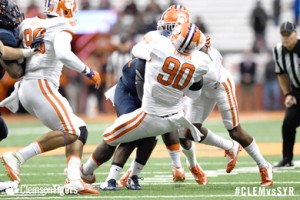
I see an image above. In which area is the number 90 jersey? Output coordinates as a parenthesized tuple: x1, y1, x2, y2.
(132, 31, 211, 116)
(18, 17, 75, 86)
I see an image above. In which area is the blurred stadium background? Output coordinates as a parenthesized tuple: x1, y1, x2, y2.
(0, 0, 300, 199)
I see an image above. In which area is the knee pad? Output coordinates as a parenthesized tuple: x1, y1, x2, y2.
(0, 117, 8, 141)
(78, 126, 88, 145)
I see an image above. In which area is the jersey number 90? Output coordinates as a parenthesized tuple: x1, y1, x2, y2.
(157, 57, 195, 90)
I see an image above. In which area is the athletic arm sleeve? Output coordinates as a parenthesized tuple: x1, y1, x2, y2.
(53, 31, 85, 73)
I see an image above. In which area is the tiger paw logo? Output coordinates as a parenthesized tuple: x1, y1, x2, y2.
(64, 0, 76, 11)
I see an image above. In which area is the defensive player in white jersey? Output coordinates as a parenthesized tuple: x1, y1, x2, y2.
(80, 22, 210, 187)
(111, 6, 241, 188)
(84, 5, 207, 191)
(180, 46, 273, 186)
(0, 0, 100, 194)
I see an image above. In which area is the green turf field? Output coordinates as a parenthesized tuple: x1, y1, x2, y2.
(0, 115, 299, 199)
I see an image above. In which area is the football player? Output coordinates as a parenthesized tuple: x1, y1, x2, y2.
(79, 5, 208, 191)
(105, 4, 272, 189)
(0, 0, 100, 194)
(81, 21, 209, 190)
(119, 5, 273, 187)
(180, 45, 273, 186)
(0, 0, 42, 142)
(102, 5, 238, 189)
(101, 5, 195, 190)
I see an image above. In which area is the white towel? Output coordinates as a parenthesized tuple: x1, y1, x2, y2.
(104, 84, 117, 107)
(0, 81, 20, 113)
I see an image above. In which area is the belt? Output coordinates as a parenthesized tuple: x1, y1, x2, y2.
(159, 112, 177, 118)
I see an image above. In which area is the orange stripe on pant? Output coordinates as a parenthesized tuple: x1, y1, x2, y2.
(222, 79, 238, 128)
(104, 110, 145, 138)
(227, 78, 240, 125)
(38, 80, 76, 134)
(104, 111, 147, 143)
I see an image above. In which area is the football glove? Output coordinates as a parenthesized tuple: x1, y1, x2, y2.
(30, 36, 44, 52)
(84, 66, 101, 89)
(0, 65, 5, 80)
(205, 35, 211, 48)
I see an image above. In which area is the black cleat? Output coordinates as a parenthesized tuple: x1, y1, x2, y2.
(274, 159, 294, 169)
(100, 179, 119, 191)
(126, 175, 142, 190)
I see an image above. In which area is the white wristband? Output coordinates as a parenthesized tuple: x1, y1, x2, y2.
(82, 65, 91, 75)
(21, 48, 35, 58)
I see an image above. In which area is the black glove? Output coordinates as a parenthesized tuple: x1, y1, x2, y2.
(0, 65, 5, 80)
(30, 36, 44, 52)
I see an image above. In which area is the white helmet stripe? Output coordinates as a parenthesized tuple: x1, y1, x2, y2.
(175, 4, 182, 9)
(180, 23, 196, 53)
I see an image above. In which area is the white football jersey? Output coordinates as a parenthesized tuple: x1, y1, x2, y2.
(18, 17, 75, 86)
(132, 32, 209, 116)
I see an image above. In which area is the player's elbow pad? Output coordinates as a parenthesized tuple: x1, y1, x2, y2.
(189, 79, 203, 91)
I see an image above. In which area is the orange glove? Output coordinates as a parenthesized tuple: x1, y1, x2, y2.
(84, 66, 102, 89)
(91, 71, 101, 89)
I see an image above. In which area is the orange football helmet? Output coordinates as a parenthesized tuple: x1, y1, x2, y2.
(157, 4, 190, 31)
(171, 22, 206, 54)
(44, 0, 77, 18)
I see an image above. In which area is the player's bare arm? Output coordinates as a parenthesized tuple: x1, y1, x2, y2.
(0, 40, 38, 60)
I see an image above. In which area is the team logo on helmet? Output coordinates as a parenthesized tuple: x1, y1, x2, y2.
(157, 4, 190, 32)
(171, 22, 206, 54)
(44, 0, 77, 18)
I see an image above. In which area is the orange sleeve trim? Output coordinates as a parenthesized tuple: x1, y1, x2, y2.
(128, 60, 132, 68)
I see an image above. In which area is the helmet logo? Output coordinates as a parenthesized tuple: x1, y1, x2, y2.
(176, 13, 188, 25)
(65, 0, 75, 10)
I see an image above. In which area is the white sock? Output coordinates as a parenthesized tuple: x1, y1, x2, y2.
(128, 159, 134, 172)
(244, 139, 268, 168)
(201, 129, 233, 150)
(83, 154, 100, 175)
(18, 142, 43, 162)
(131, 160, 144, 177)
(166, 143, 182, 168)
(106, 164, 123, 181)
(67, 156, 81, 180)
(181, 142, 197, 168)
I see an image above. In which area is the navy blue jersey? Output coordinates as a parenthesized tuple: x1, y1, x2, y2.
(0, 28, 18, 47)
(0, 28, 19, 79)
(0, 25, 20, 140)
(114, 58, 146, 116)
